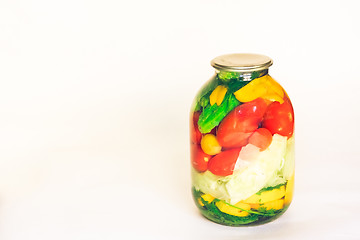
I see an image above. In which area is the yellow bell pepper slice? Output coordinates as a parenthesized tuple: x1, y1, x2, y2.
(243, 185, 286, 204)
(284, 174, 295, 205)
(234, 75, 284, 103)
(261, 199, 284, 210)
(262, 93, 284, 103)
(215, 201, 251, 217)
(249, 199, 284, 210)
(209, 86, 220, 105)
(197, 194, 216, 207)
(201, 194, 215, 203)
(210, 85, 227, 106)
(216, 86, 227, 105)
(234, 77, 267, 102)
(266, 76, 284, 98)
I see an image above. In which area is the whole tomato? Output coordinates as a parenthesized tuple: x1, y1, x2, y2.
(262, 100, 294, 138)
(207, 148, 241, 176)
(217, 98, 268, 148)
(191, 144, 211, 172)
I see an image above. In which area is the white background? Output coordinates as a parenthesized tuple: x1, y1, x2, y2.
(1, 0, 360, 239)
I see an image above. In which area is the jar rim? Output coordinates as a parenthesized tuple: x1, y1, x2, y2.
(211, 53, 273, 72)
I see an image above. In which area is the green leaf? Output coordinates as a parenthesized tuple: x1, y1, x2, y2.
(256, 183, 285, 195)
(251, 71, 260, 79)
(251, 69, 269, 80)
(227, 79, 250, 93)
(218, 71, 241, 82)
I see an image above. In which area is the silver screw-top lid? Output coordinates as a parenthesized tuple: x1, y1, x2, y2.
(211, 53, 273, 72)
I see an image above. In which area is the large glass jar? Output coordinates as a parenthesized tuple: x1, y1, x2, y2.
(190, 53, 295, 226)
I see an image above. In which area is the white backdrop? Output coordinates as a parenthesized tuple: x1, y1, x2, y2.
(1, 0, 360, 239)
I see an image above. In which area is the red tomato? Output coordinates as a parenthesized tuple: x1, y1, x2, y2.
(248, 128, 273, 151)
(217, 132, 253, 150)
(217, 98, 268, 148)
(191, 144, 211, 172)
(262, 100, 294, 138)
(207, 148, 241, 176)
(190, 111, 202, 144)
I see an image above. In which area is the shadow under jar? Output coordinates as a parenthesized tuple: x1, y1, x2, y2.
(190, 53, 295, 226)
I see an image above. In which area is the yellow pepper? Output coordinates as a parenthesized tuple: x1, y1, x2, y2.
(201, 194, 215, 203)
(261, 199, 284, 210)
(215, 201, 251, 217)
(243, 185, 286, 204)
(197, 194, 215, 207)
(210, 85, 228, 106)
(234, 75, 284, 103)
(284, 174, 295, 205)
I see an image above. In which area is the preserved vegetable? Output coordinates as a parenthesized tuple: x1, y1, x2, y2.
(190, 54, 295, 226)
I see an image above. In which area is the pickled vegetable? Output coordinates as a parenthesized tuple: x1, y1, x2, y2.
(200, 134, 222, 155)
(216, 98, 268, 149)
(210, 85, 228, 106)
(233, 75, 284, 103)
(198, 92, 240, 134)
(190, 54, 294, 226)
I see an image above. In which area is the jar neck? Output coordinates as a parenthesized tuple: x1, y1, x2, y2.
(216, 69, 269, 82)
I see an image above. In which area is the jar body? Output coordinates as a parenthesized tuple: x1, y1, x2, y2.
(190, 70, 294, 226)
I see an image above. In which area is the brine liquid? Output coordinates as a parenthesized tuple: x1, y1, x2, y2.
(190, 71, 294, 226)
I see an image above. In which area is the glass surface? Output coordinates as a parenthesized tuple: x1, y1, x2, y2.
(190, 69, 295, 226)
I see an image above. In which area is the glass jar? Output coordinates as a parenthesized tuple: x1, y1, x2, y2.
(190, 53, 295, 226)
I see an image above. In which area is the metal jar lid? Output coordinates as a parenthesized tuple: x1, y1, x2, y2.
(211, 53, 273, 72)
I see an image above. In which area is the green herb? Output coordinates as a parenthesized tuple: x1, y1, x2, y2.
(199, 198, 260, 226)
(251, 71, 260, 79)
(218, 71, 241, 82)
(192, 188, 286, 226)
(257, 207, 278, 216)
(251, 69, 268, 80)
(218, 200, 278, 217)
(226, 79, 249, 93)
(197, 92, 240, 134)
(218, 69, 268, 83)
(256, 183, 285, 195)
